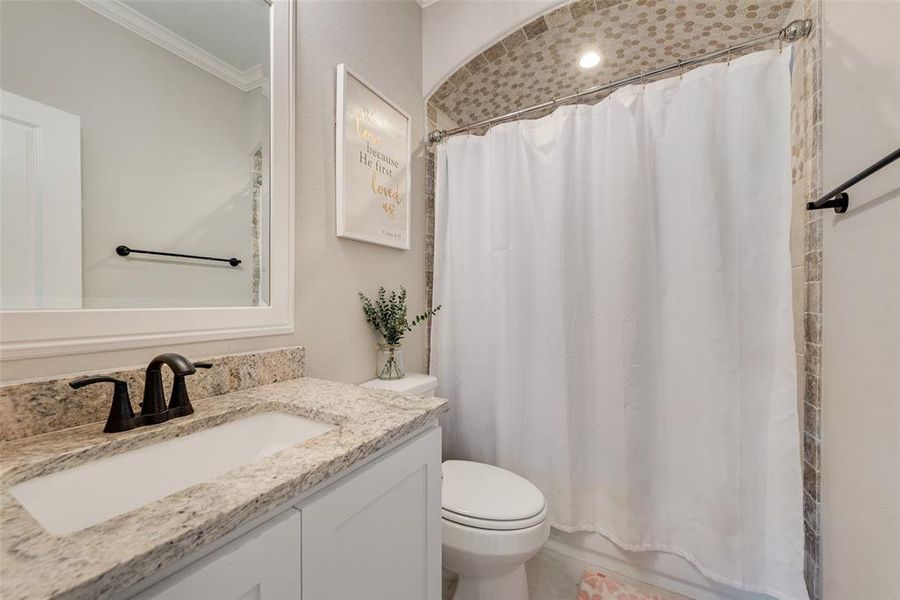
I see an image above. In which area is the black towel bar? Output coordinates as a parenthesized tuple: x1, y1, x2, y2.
(116, 245, 241, 267)
(807, 147, 900, 213)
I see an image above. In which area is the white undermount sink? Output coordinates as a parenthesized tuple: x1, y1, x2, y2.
(9, 412, 332, 535)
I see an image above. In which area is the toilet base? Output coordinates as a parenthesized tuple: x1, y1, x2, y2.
(453, 564, 528, 600)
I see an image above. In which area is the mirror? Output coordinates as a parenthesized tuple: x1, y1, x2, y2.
(1, 0, 271, 309)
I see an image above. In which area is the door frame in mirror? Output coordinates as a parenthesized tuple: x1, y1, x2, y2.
(0, 0, 295, 360)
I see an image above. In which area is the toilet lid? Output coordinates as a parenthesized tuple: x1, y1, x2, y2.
(441, 461, 546, 528)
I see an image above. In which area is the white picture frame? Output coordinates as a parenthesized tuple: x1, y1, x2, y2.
(0, 0, 295, 360)
(335, 64, 411, 250)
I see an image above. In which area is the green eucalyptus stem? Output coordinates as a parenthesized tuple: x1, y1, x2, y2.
(359, 286, 441, 346)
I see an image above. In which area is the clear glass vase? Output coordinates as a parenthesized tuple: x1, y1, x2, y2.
(376, 343, 405, 380)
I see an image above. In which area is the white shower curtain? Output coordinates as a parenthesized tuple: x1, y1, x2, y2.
(432, 49, 807, 600)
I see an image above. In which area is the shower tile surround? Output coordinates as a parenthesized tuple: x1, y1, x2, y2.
(0, 347, 305, 442)
(425, 0, 823, 598)
(250, 145, 264, 305)
(791, 1, 824, 597)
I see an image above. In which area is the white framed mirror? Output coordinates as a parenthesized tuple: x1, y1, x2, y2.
(0, 0, 295, 359)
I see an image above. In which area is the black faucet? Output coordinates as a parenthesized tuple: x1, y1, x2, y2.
(69, 353, 212, 433)
(141, 353, 196, 425)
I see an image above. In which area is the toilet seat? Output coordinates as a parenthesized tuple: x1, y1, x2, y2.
(441, 460, 547, 531)
(442, 503, 547, 530)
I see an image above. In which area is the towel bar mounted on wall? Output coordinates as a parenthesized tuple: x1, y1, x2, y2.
(806, 147, 900, 213)
(116, 245, 241, 267)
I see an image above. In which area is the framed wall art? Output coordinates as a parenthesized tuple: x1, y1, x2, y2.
(335, 64, 411, 250)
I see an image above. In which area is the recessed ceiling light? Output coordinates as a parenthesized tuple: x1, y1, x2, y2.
(579, 51, 602, 69)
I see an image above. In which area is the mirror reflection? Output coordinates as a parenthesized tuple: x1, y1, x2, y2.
(1, 0, 270, 309)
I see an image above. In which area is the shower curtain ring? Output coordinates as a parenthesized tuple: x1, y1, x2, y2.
(640, 71, 646, 90)
(727, 49, 733, 65)
(677, 60, 684, 80)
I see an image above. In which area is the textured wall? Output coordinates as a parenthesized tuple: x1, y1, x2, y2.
(820, 1, 900, 597)
(294, 0, 427, 383)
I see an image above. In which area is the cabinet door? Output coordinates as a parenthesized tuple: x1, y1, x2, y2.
(301, 427, 442, 600)
(132, 509, 301, 600)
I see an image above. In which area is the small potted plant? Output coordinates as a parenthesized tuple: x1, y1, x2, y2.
(359, 286, 441, 380)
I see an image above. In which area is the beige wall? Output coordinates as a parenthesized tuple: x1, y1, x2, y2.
(293, 0, 427, 382)
(0, 0, 427, 384)
(1, 1, 264, 309)
(820, 1, 900, 598)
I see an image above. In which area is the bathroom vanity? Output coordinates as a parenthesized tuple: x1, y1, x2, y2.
(0, 0, 447, 596)
(132, 426, 440, 600)
(0, 377, 447, 600)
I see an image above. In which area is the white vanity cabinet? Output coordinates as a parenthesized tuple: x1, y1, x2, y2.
(300, 426, 442, 599)
(132, 427, 442, 600)
(131, 509, 302, 600)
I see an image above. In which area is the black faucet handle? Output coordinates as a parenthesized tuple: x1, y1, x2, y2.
(70, 376, 135, 433)
(167, 360, 213, 418)
(70, 375, 124, 389)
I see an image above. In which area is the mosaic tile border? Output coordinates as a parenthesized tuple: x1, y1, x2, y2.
(791, 1, 824, 598)
(424, 1, 823, 598)
(250, 144, 264, 306)
(430, 0, 794, 131)
(0, 346, 305, 442)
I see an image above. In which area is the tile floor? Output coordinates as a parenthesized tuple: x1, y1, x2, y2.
(525, 548, 689, 600)
(442, 547, 689, 600)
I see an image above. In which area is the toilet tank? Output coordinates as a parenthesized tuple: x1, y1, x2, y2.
(360, 373, 438, 398)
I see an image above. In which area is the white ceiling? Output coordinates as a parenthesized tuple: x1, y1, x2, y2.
(122, 0, 269, 72)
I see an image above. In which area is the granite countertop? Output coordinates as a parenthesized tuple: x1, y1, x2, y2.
(0, 377, 448, 600)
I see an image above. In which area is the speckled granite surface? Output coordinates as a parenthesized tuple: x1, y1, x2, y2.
(0, 347, 306, 442)
(0, 377, 448, 600)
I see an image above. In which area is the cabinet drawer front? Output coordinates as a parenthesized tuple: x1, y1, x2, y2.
(301, 427, 442, 600)
(132, 509, 302, 600)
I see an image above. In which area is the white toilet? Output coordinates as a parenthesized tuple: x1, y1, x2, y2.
(441, 460, 549, 600)
(360, 375, 549, 599)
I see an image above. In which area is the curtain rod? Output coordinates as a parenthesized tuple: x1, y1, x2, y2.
(428, 18, 812, 144)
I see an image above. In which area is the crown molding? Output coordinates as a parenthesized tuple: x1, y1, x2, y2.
(76, 0, 267, 92)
